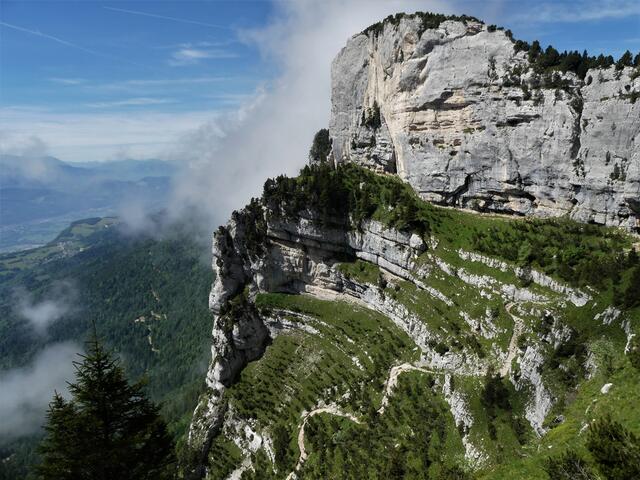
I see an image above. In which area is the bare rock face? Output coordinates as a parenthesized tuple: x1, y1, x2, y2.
(329, 17, 640, 230)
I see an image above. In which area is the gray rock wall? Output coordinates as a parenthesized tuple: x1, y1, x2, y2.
(330, 17, 640, 229)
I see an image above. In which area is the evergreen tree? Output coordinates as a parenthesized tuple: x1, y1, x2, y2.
(308, 128, 331, 164)
(616, 50, 634, 70)
(517, 240, 534, 266)
(586, 415, 640, 479)
(544, 449, 597, 480)
(528, 40, 542, 62)
(37, 338, 175, 480)
(623, 266, 640, 309)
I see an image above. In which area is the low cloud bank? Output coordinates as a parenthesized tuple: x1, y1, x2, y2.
(0, 342, 81, 441)
(14, 282, 78, 336)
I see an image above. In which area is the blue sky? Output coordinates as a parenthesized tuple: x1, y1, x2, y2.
(1, 1, 273, 113)
(0, 0, 638, 163)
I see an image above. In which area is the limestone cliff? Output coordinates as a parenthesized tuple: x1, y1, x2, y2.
(187, 164, 622, 477)
(187, 13, 640, 479)
(330, 15, 640, 230)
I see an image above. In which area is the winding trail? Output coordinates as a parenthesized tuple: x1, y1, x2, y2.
(378, 363, 439, 414)
(286, 406, 361, 480)
(284, 298, 530, 478)
(500, 302, 525, 377)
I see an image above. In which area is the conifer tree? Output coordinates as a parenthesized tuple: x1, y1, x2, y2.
(586, 415, 640, 479)
(308, 128, 331, 164)
(37, 338, 175, 480)
(616, 50, 633, 70)
(623, 266, 640, 309)
(544, 449, 597, 480)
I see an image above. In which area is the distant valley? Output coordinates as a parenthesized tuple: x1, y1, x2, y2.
(0, 155, 178, 252)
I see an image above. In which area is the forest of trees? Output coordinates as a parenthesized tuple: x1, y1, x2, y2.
(512, 40, 639, 79)
(471, 218, 639, 300)
(0, 221, 213, 478)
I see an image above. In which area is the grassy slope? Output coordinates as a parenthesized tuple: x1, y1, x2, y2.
(299, 256, 639, 479)
(300, 371, 465, 480)
(208, 293, 421, 477)
(484, 301, 640, 479)
(213, 164, 639, 479)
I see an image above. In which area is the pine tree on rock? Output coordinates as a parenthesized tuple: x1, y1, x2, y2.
(37, 338, 175, 480)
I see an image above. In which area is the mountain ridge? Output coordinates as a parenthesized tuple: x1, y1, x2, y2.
(186, 162, 638, 478)
(185, 12, 640, 480)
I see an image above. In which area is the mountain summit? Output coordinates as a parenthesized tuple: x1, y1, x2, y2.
(329, 13, 639, 230)
(186, 13, 640, 480)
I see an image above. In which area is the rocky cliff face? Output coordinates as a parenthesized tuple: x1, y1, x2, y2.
(187, 13, 640, 479)
(187, 185, 603, 473)
(189, 207, 442, 455)
(329, 16, 640, 230)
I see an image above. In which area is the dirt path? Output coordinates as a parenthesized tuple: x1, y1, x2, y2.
(500, 302, 524, 377)
(286, 406, 361, 480)
(282, 292, 533, 478)
(378, 363, 439, 414)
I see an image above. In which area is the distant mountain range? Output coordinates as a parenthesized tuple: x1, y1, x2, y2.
(0, 155, 179, 252)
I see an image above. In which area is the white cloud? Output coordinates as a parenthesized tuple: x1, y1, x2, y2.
(15, 282, 78, 336)
(166, 0, 453, 228)
(0, 133, 49, 159)
(85, 97, 174, 108)
(0, 107, 220, 162)
(18, 299, 70, 335)
(49, 77, 86, 85)
(169, 47, 237, 66)
(0, 342, 80, 441)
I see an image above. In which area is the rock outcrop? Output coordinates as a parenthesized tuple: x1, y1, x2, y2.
(330, 16, 640, 230)
(188, 13, 638, 476)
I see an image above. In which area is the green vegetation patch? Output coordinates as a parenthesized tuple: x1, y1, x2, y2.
(299, 372, 467, 479)
(262, 162, 439, 236)
(206, 435, 244, 480)
(337, 259, 380, 284)
(225, 293, 418, 474)
(236, 293, 417, 423)
(471, 218, 634, 290)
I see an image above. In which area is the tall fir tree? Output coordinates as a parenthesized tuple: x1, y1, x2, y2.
(37, 338, 175, 480)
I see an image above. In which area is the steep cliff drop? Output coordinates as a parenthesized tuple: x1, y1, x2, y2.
(329, 14, 640, 230)
(187, 13, 639, 480)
